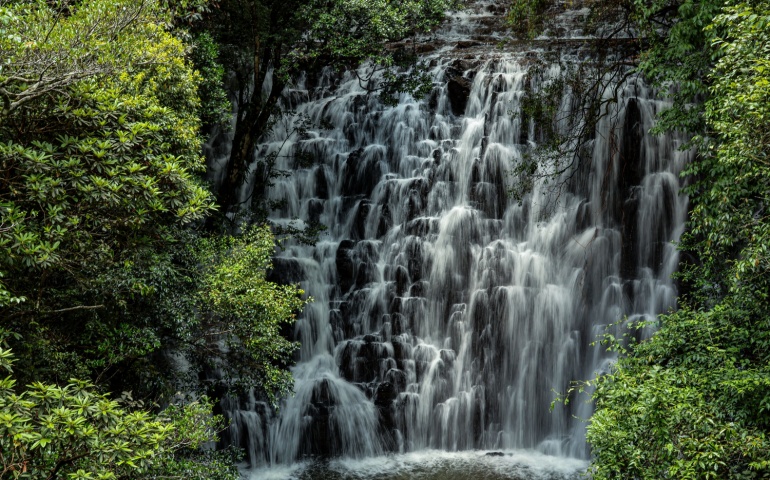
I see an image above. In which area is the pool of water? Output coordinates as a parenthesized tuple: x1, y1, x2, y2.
(247, 450, 588, 480)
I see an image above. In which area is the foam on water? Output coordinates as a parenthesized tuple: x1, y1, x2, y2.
(249, 450, 587, 480)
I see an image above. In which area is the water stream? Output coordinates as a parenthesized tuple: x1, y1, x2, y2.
(212, 1, 692, 477)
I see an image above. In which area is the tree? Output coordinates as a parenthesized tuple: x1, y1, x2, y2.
(582, 1, 770, 477)
(0, 0, 155, 116)
(195, 225, 308, 402)
(0, 0, 214, 386)
(0, 341, 239, 480)
(0, 0, 310, 474)
(0, 342, 170, 479)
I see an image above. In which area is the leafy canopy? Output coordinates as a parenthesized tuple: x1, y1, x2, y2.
(197, 225, 308, 402)
(0, 0, 214, 385)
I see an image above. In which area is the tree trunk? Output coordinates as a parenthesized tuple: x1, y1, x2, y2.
(216, 43, 285, 214)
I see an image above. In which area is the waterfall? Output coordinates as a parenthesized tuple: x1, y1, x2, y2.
(218, 0, 692, 471)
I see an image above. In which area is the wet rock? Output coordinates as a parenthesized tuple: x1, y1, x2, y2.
(391, 313, 409, 335)
(312, 378, 333, 405)
(389, 296, 403, 315)
(355, 261, 378, 287)
(428, 87, 440, 112)
(266, 258, 305, 285)
(455, 40, 483, 49)
(355, 342, 383, 382)
(338, 342, 358, 381)
(447, 74, 472, 116)
(353, 201, 372, 240)
(440, 349, 456, 367)
(391, 336, 412, 360)
(306, 198, 324, 224)
(619, 99, 644, 279)
(336, 240, 356, 294)
(432, 148, 442, 164)
(405, 241, 423, 281)
(314, 166, 329, 199)
(341, 147, 384, 197)
(445, 60, 476, 117)
(385, 368, 407, 393)
(374, 382, 398, 407)
(471, 158, 482, 184)
(377, 204, 392, 238)
(408, 281, 426, 298)
(395, 265, 410, 296)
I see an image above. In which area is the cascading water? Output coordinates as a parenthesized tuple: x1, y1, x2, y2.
(215, 0, 692, 476)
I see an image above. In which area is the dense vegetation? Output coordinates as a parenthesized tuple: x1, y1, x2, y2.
(3, 0, 767, 474)
(588, 2, 770, 477)
(0, 0, 452, 476)
(509, 0, 770, 476)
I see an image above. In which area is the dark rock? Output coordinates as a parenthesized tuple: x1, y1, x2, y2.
(447, 74, 472, 116)
(455, 40, 483, 49)
(432, 148, 442, 164)
(336, 240, 356, 294)
(619, 99, 644, 279)
(306, 198, 324, 224)
(471, 158, 481, 184)
(385, 368, 407, 393)
(267, 257, 305, 284)
(391, 313, 409, 336)
(352, 201, 372, 240)
(355, 261, 378, 287)
(341, 147, 384, 197)
(391, 337, 412, 360)
(374, 382, 398, 407)
(312, 378, 333, 405)
(408, 281, 426, 298)
(394, 265, 410, 296)
(314, 166, 329, 199)
(377, 204, 392, 238)
(445, 60, 476, 117)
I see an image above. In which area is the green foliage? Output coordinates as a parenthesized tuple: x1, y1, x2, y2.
(685, 0, 770, 303)
(632, 0, 724, 134)
(508, 0, 551, 39)
(197, 225, 307, 402)
(0, 343, 240, 479)
(0, 0, 213, 273)
(0, 0, 304, 475)
(587, 309, 770, 479)
(584, 2, 770, 478)
(142, 396, 241, 480)
(0, 0, 184, 116)
(0, 345, 172, 479)
(0, 0, 215, 386)
(286, 0, 454, 73)
(190, 32, 232, 128)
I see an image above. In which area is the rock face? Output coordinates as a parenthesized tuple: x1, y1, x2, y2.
(446, 60, 476, 116)
(619, 98, 644, 280)
(220, 0, 693, 468)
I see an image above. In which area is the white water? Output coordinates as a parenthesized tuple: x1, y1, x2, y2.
(212, 0, 692, 475)
(248, 449, 588, 480)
